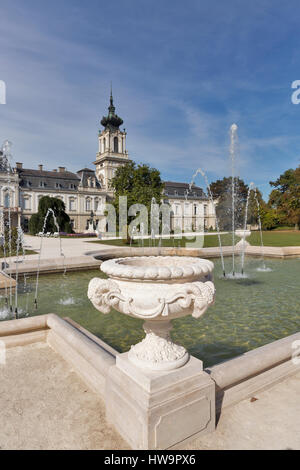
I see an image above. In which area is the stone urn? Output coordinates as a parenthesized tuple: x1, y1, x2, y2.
(235, 229, 251, 248)
(88, 256, 215, 371)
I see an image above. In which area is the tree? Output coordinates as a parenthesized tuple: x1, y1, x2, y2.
(269, 166, 300, 229)
(29, 196, 73, 235)
(210, 177, 249, 231)
(260, 208, 280, 230)
(110, 161, 164, 237)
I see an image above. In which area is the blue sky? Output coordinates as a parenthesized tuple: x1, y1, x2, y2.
(1, 0, 300, 199)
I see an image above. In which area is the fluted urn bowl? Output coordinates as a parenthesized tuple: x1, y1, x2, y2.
(88, 256, 215, 371)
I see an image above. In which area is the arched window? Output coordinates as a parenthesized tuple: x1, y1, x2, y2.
(103, 138, 106, 152)
(86, 198, 91, 211)
(114, 137, 118, 153)
(4, 192, 10, 208)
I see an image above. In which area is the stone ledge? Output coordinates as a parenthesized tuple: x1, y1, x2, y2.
(0, 315, 299, 449)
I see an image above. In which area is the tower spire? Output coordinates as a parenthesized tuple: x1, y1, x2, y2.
(110, 82, 113, 106)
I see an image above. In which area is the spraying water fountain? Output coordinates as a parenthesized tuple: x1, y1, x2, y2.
(189, 167, 226, 277)
(187, 123, 269, 279)
(0, 140, 68, 320)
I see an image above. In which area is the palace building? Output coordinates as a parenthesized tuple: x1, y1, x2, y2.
(0, 92, 215, 233)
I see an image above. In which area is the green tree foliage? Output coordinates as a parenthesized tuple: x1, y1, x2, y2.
(209, 177, 275, 230)
(261, 208, 280, 230)
(269, 166, 300, 229)
(28, 196, 73, 235)
(0, 227, 19, 256)
(246, 189, 277, 230)
(110, 161, 164, 236)
(210, 177, 249, 231)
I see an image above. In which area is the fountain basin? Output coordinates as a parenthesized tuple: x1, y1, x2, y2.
(88, 256, 215, 371)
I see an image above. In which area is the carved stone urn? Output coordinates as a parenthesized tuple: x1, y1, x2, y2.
(235, 229, 251, 248)
(88, 256, 215, 371)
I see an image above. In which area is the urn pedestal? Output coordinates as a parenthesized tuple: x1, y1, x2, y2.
(106, 353, 215, 450)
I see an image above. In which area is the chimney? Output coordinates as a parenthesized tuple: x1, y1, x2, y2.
(58, 166, 66, 173)
(38, 164, 43, 171)
(16, 162, 23, 170)
(53, 169, 57, 172)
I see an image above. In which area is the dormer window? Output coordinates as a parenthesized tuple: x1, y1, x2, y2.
(55, 183, 62, 189)
(39, 181, 46, 188)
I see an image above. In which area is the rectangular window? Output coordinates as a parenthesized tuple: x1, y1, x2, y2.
(24, 198, 31, 210)
(69, 199, 75, 211)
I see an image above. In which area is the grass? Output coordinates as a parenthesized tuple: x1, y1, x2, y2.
(88, 230, 300, 248)
(0, 249, 37, 257)
(248, 231, 300, 247)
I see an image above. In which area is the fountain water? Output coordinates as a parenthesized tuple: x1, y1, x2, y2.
(253, 187, 270, 271)
(189, 168, 226, 277)
(239, 182, 269, 273)
(34, 208, 66, 309)
(230, 124, 238, 277)
(13, 226, 25, 318)
(239, 182, 255, 275)
(0, 141, 16, 314)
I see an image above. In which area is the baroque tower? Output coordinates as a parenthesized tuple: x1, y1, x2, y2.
(94, 90, 129, 194)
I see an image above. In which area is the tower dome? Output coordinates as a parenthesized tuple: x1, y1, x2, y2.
(101, 91, 123, 131)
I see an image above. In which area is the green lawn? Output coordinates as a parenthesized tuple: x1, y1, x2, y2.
(89, 230, 300, 248)
(0, 249, 37, 257)
(248, 231, 300, 247)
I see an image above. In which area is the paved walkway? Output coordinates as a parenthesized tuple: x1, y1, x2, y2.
(0, 342, 129, 450)
(21, 234, 101, 260)
(185, 371, 300, 450)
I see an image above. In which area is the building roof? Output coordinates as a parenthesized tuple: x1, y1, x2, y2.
(17, 168, 80, 180)
(16, 166, 101, 191)
(77, 168, 95, 173)
(77, 168, 101, 188)
(164, 181, 207, 200)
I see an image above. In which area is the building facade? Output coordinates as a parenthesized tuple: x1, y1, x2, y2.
(17, 165, 106, 233)
(163, 181, 215, 232)
(0, 93, 215, 234)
